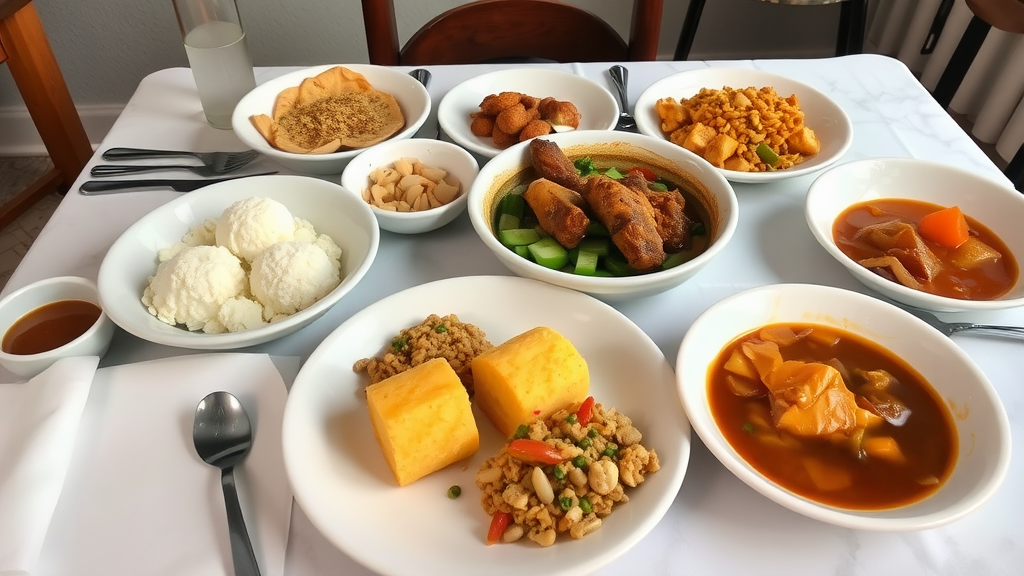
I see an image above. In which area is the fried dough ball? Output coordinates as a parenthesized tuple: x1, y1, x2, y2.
(491, 124, 520, 149)
(470, 113, 495, 137)
(479, 92, 524, 115)
(520, 95, 541, 110)
(496, 103, 534, 135)
(544, 101, 581, 129)
(519, 119, 553, 142)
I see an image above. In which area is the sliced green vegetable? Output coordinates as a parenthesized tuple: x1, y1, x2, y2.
(500, 192, 525, 218)
(435, 324, 448, 333)
(755, 143, 780, 167)
(585, 221, 610, 237)
(603, 166, 626, 179)
(528, 237, 569, 269)
(499, 228, 541, 247)
(514, 245, 531, 259)
(513, 424, 530, 439)
(574, 248, 599, 276)
(578, 237, 610, 256)
(497, 212, 521, 231)
(661, 251, 692, 270)
(603, 255, 636, 277)
(691, 222, 707, 236)
(648, 181, 669, 192)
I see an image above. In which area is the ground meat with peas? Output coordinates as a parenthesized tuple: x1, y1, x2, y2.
(352, 313, 492, 395)
(475, 399, 660, 546)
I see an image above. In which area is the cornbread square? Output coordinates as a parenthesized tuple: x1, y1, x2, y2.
(471, 326, 589, 437)
(366, 358, 479, 486)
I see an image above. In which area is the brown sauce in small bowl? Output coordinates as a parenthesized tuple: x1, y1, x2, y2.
(2, 299, 102, 356)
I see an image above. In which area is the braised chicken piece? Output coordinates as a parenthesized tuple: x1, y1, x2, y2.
(522, 179, 590, 249)
(582, 176, 665, 271)
(529, 139, 586, 191)
(620, 172, 693, 253)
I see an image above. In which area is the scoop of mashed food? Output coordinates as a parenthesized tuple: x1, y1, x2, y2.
(250, 241, 341, 321)
(142, 245, 265, 333)
(215, 197, 298, 262)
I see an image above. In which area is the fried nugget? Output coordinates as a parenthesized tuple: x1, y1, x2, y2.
(470, 113, 495, 137)
(519, 119, 552, 142)
(496, 103, 533, 135)
(479, 92, 524, 115)
(491, 124, 519, 149)
(544, 101, 581, 129)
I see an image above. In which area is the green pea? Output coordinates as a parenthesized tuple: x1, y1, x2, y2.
(587, 428, 598, 439)
(553, 465, 566, 480)
(572, 455, 586, 468)
(559, 496, 573, 511)
(578, 437, 592, 449)
(566, 414, 578, 424)
(513, 424, 530, 439)
(447, 485, 461, 499)
(579, 497, 593, 514)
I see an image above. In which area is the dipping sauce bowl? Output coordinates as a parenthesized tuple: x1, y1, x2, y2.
(0, 276, 114, 378)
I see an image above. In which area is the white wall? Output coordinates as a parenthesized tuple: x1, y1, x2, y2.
(0, 0, 845, 151)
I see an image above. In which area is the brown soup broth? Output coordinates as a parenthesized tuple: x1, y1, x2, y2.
(832, 199, 1018, 300)
(2, 299, 102, 356)
(708, 323, 958, 510)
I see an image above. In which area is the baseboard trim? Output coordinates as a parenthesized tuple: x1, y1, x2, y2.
(0, 104, 122, 156)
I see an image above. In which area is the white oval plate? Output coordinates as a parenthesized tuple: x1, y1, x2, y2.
(282, 275, 690, 576)
(438, 68, 619, 158)
(634, 67, 853, 184)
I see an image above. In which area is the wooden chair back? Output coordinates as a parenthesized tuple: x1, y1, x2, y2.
(0, 0, 91, 228)
(361, 0, 664, 66)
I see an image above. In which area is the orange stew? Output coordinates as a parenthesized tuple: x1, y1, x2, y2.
(833, 199, 1017, 300)
(708, 323, 957, 510)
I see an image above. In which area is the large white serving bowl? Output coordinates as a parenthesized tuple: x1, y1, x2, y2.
(438, 68, 619, 158)
(231, 64, 431, 175)
(97, 175, 379, 350)
(339, 137, 479, 234)
(806, 157, 1024, 312)
(467, 130, 739, 301)
(634, 67, 853, 184)
(677, 283, 1011, 531)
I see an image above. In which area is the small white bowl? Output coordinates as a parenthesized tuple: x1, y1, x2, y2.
(467, 130, 739, 301)
(677, 283, 1011, 531)
(437, 68, 619, 159)
(634, 67, 853, 184)
(339, 138, 479, 234)
(806, 157, 1024, 312)
(0, 276, 114, 378)
(97, 175, 379, 350)
(231, 64, 431, 175)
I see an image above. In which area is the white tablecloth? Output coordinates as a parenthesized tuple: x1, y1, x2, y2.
(6, 55, 1023, 575)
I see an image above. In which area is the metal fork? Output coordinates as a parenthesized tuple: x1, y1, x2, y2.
(879, 296, 1024, 340)
(98, 148, 260, 176)
(609, 65, 639, 133)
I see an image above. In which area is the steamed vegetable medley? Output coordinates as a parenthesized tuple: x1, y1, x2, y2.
(494, 140, 712, 277)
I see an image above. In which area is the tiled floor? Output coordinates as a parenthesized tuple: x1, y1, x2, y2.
(0, 114, 1013, 292)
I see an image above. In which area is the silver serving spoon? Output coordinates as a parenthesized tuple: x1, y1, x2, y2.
(609, 65, 639, 133)
(409, 68, 439, 139)
(193, 391, 261, 576)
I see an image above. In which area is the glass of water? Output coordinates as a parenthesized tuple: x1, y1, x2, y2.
(172, 0, 257, 129)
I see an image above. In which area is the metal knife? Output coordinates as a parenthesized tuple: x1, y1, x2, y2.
(79, 171, 279, 195)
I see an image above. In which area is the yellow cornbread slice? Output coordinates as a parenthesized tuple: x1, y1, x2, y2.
(471, 326, 589, 437)
(366, 358, 479, 486)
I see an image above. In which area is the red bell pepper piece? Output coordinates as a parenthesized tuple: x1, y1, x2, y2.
(576, 396, 596, 426)
(487, 511, 512, 545)
(628, 167, 656, 181)
(507, 439, 563, 465)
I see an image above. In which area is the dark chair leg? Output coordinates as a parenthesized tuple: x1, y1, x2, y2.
(1007, 144, 1024, 193)
(933, 15, 991, 109)
(674, 0, 707, 61)
(837, 0, 866, 56)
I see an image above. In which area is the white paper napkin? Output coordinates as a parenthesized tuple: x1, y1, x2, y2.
(32, 353, 296, 576)
(0, 356, 99, 576)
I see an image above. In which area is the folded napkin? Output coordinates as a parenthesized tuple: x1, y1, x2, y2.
(31, 353, 296, 576)
(0, 356, 99, 576)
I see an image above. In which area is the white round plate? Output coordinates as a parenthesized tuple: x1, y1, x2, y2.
(634, 67, 853, 184)
(282, 275, 690, 576)
(438, 68, 619, 158)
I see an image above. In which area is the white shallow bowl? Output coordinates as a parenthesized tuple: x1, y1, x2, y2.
(806, 157, 1024, 312)
(467, 130, 739, 301)
(339, 138, 479, 234)
(438, 68, 619, 158)
(283, 275, 690, 576)
(231, 64, 431, 175)
(97, 175, 379, 350)
(634, 67, 853, 184)
(677, 283, 1011, 531)
(0, 276, 114, 378)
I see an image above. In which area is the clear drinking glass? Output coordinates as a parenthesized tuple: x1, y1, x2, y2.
(172, 0, 257, 129)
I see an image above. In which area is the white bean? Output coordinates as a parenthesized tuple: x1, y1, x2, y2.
(531, 466, 554, 504)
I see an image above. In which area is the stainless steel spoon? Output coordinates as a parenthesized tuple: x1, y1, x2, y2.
(409, 68, 439, 139)
(609, 65, 639, 133)
(193, 391, 261, 576)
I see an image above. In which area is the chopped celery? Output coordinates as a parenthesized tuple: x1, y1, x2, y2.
(497, 212, 520, 231)
(500, 193, 525, 219)
(528, 237, 569, 269)
(661, 251, 693, 270)
(578, 237, 610, 256)
(574, 249, 599, 276)
(499, 228, 541, 247)
(568, 246, 580, 264)
(585, 221, 610, 237)
(604, 255, 636, 277)
(755, 143, 780, 167)
(594, 268, 614, 277)
(514, 245, 531, 259)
